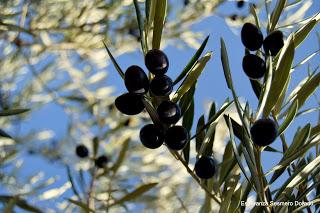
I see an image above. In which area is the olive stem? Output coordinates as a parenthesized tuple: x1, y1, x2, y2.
(169, 150, 221, 204)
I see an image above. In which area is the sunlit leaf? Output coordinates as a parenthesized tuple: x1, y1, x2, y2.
(111, 182, 158, 206)
(277, 100, 298, 135)
(172, 52, 212, 102)
(152, 0, 167, 49)
(173, 35, 209, 85)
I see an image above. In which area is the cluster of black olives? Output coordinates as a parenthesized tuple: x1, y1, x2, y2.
(114, 49, 216, 179)
(114, 49, 189, 151)
(241, 22, 284, 79)
(75, 144, 109, 168)
(241, 23, 280, 147)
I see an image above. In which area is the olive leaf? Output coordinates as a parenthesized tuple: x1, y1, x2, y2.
(68, 199, 95, 213)
(152, 0, 167, 49)
(277, 100, 298, 136)
(111, 138, 130, 174)
(133, 0, 148, 54)
(0, 108, 30, 116)
(269, 0, 287, 31)
(275, 154, 320, 201)
(111, 182, 158, 206)
(196, 115, 206, 153)
(263, 34, 295, 117)
(294, 18, 319, 48)
(0, 195, 42, 213)
(173, 35, 209, 85)
(172, 52, 212, 102)
(295, 71, 320, 109)
(103, 41, 125, 79)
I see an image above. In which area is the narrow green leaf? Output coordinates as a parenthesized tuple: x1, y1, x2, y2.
(223, 115, 245, 142)
(173, 35, 210, 85)
(269, 0, 287, 31)
(273, 75, 290, 115)
(250, 4, 261, 29)
(292, 198, 320, 213)
(295, 71, 320, 109)
(182, 100, 194, 164)
(133, 0, 147, 54)
(0, 108, 30, 116)
(208, 102, 216, 121)
(0, 129, 12, 139)
(220, 39, 232, 89)
(111, 182, 158, 206)
(197, 102, 233, 156)
(292, 49, 320, 70)
(227, 117, 253, 188)
(152, 0, 167, 49)
(294, 19, 319, 48)
(228, 185, 242, 213)
(250, 79, 262, 99)
(219, 174, 240, 213)
(111, 138, 130, 174)
(196, 115, 205, 153)
(263, 35, 295, 116)
(264, 146, 282, 153)
(311, 124, 320, 137)
(182, 99, 194, 132)
(268, 124, 311, 183)
(172, 52, 212, 102)
(179, 84, 196, 115)
(142, 99, 161, 125)
(255, 57, 273, 119)
(275, 155, 320, 201)
(277, 100, 298, 135)
(3, 197, 18, 213)
(68, 199, 95, 213)
(102, 41, 125, 79)
(218, 141, 236, 186)
(66, 166, 81, 200)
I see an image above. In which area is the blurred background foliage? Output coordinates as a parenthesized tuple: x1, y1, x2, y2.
(0, 0, 319, 212)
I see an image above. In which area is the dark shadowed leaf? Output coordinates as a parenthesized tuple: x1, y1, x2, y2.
(68, 199, 95, 213)
(0, 129, 12, 139)
(103, 41, 125, 79)
(196, 115, 206, 153)
(0, 108, 30, 116)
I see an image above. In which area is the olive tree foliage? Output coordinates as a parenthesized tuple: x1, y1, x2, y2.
(0, 0, 235, 212)
(0, 0, 319, 212)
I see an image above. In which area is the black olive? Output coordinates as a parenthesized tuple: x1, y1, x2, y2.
(145, 49, 169, 75)
(250, 118, 278, 146)
(263, 30, 284, 56)
(75, 145, 89, 158)
(194, 156, 216, 179)
(140, 124, 165, 149)
(124, 65, 149, 94)
(157, 101, 181, 124)
(241, 23, 263, 51)
(150, 75, 173, 96)
(242, 54, 266, 79)
(115, 93, 145, 115)
(95, 155, 109, 168)
(165, 126, 189, 150)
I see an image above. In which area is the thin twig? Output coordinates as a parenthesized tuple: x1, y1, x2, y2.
(169, 150, 221, 204)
